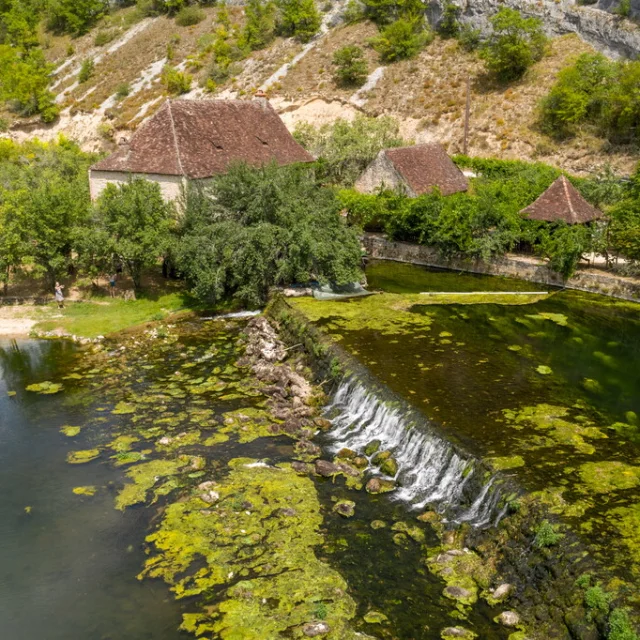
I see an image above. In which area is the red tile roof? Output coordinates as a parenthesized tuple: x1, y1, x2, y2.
(521, 175, 603, 224)
(385, 143, 469, 196)
(91, 99, 313, 178)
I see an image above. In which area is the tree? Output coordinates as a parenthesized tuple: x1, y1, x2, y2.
(293, 115, 405, 185)
(535, 223, 593, 280)
(332, 45, 368, 86)
(438, 1, 460, 38)
(370, 17, 432, 62)
(93, 179, 175, 291)
(176, 163, 363, 306)
(45, 0, 109, 36)
(360, 0, 423, 25)
(242, 0, 276, 50)
(480, 8, 546, 82)
(0, 45, 59, 122)
(275, 0, 321, 43)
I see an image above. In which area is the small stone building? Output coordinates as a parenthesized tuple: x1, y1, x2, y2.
(89, 98, 313, 202)
(520, 175, 603, 224)
(355, 143, 469, 197)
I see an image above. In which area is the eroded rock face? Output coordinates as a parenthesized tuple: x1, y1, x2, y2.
(428, 0, 640, 58)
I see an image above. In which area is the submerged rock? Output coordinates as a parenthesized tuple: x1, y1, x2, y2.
(497, 611, 520, 627)
(315, 459, 342, 477)
(365, 477, 396, 494)
(441, 627, 477, 639)
(363, 610, 388, 624)
(370, 520, 387, 530)
(302, 621, 331, 636)
(444, 585, 473, 601)
(333, 500, 356, 518)
(364, 439, 381, 456)
(490, 583, 513, 602)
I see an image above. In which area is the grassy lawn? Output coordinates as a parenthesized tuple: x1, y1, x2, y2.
(31, 292, 198, 338)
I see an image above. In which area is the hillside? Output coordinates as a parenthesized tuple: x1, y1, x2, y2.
(3, 1, 640, 176)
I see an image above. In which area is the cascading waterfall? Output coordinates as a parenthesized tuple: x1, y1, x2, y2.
(325, 378, 507, 529)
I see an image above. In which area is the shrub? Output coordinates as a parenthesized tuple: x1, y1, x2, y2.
(242, 0, 276, 50)
(78, 58, 95, 83)
(615, 0, 631, 17)
(584, 584, 612, 616)
(438, 1, 460, 38)
(533, 519, 564, 547)
(458, 24, 481, 51)
(370, 18, 432, 62)
(332, 45, 368, 86)
(276, 0, 321, 43)
(608, 609, 639, 640)
(342, 0, 364, 23)
(94, 29, 119, 47)
(115, 83, 131, 100)
(162, 66, 192, 94)
(175, 5, 205, 26)
(480, 8, 546, 82)
(360, 0, 423, 25)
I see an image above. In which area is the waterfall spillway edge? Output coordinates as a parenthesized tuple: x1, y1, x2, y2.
(325, 378, 508, 529)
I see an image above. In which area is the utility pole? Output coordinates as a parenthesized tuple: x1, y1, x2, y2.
(463, 75, 471, 155)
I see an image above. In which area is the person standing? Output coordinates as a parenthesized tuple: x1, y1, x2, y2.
(109, 273, 117, 298)
(54, 282, 65, 309)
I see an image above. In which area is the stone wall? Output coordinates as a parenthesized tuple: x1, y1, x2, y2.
(363, 233, 640, 302)
(89, 170, 186, 203)
(427, 0, 640, 58)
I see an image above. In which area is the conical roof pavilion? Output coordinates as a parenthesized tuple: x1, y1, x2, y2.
(520, 175, 603, 224)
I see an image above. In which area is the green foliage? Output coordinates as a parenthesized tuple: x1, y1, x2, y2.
(242, 0, 276, 50)
(46, 0, 109, 36)
(0, 0, 41, 47)
(541, 53, 640, 144)
(175, 5, 205, 26)
(115, 82, 131, 100)
(534, 222, 593, 280)
(78, 58, 95, 83)
(608, 609, 639, 640)
(615, 0, 631, 17)
(458, 24, 481, 52)
(275, 0, 321, 43)
(175, 163, 363, 306)
(533, 519, 564, 547)
(162, 65, 193, 94)
(93, 179, 176, 290)
(480, 8, 546, 82)
(94, 29, 119, 46)
(332, 45, 368, 86)
(293, 115, 404, 186)
(360, 0, 423, 25)
(0, 45, 59, 122)
(584, 584, 612, 614)
(438, 1, 460, 38)
(342, 0, 364, 24)
(575, 573, 592, 588)
(0, 138, 95, 286)
(370, 17, 432, 62)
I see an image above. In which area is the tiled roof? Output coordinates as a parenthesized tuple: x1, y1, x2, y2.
(385, 143, 469, 196)
(91, 99, 313, 178)
(521, 175, 603, 224)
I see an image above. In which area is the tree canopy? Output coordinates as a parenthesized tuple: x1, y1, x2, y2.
(176, 163, 363, 306)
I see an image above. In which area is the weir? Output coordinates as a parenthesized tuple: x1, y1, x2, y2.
(325, 377, 509, 529)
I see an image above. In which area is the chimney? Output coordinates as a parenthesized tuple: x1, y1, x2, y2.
(254, 89, 269, 109)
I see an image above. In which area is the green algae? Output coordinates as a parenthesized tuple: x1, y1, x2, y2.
(66, 449, 100, 464)
(502, 404, 607, 455)
(26, 381, 62, 394)
(140, 460, 369, 639)
(112, 401, 136, 415)
(536, 365, 553, 375)
(578, 462, 640, 494)
(486, 455, 525, 471)
(526, 312, 569, 327)
(220, 408, 280, 443)
(60, 425, 81, 437)
(107, 434, 139, 452)
(115, 459, 185, 510)
(72, 486, 97, 496)
(364, 610, 388, 624)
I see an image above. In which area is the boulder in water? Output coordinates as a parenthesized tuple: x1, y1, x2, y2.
(364, 439, 381, 456)
(314, 460, 342, 477)
(372, 450, 391, 465)
(380, 456, 398, 477)
(302, 621, 331, 637)
(444, 586, 474, 602)
(491, 583, 513, 602)
(497, 611, 520, 627)
(333, 500, 356, 518)
(365, 477, 396, 494)
(336, 448, 356, 460)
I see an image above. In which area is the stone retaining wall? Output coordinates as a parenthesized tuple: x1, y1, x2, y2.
(363, 233, 640, 303)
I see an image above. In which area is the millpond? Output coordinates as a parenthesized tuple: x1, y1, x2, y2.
(1, 260, 639, 639)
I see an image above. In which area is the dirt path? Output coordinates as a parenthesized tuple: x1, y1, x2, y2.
(0, 307, 38, 337)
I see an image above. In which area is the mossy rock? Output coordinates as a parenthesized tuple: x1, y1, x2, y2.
(364, 440, 381, 456)
(486, 455, 525, 471)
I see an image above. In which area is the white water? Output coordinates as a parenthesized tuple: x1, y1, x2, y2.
(326, 378, 505, 528)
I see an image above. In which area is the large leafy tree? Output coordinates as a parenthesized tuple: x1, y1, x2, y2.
(293, 115, 405, 186)
(0, 138, 94, 287)
(45, 0, 109, 35)
(242, 0, 276, 50)
(176, 163, 363, 306)
(92, 179, 176, 291)
(480, 8, 546, 82)
(275, 0, 321, 43)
